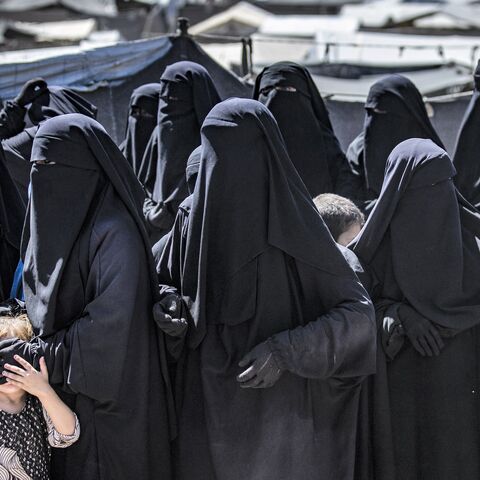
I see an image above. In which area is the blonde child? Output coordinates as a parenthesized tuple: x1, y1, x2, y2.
(0, 314, 79, 480)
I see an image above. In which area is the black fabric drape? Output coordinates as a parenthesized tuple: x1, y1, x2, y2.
(3, 113, 173, 480)
(253, 62, 349, 197)
(158, 98, 376, 480)
(347, 75, 443, 206)
(2, 87, 98, 203)
(141, 61, 220, 243)
(351, 138, 480, 480)
(452, 61, 480, 208)
(27, 86, 98, 124)
(119, 83, 160, 179)
(0, 145, 25, 301)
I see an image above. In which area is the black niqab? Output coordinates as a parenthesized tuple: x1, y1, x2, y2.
(120, 83, 160, 178)
(452, 61, 480, 208)
(140, 61, 220, 234)
(352, 137, 480, 332)
(23, 113, 157, 334)
(362, 75, 444, 195)
(253, 62, 347, 197)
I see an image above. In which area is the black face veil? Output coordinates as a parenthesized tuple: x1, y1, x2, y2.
(363, 75, 444, 195)
(352, 138, 480, 333)
(182, 98, 354, 347)
(253, 62, 346, 197)
(140, 61, 220, 210)
(452, 61, 480, 208)
(120, 83, 160, 177)
(22, 113, 157, 335)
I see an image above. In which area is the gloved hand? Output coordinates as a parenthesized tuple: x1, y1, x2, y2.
(153, 293, 188, 337)
(237, 340, 283, 389)
(399, 305, 444, 357)
(0, 338, 38, 385)
(14, 78, 48, 107)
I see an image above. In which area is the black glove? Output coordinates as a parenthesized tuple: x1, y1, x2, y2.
(0, 338, 40, 384)
(400, 305, 444, 357)
(237, 340, 283, 389)
(14, 78, 48, 107)
(153, 293, 188, 337)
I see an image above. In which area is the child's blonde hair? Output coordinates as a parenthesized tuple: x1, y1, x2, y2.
(0, 314, 34, 341)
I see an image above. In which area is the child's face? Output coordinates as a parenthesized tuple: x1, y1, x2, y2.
(0, 379, 23, 395)
(337, 222, 362, 247)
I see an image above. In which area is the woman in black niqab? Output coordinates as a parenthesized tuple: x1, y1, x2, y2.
(140, 61, 220, 243)
(345, 75, 444, 209)
(0, 113, 173, 480)
(452, 61, 480, 208)
(253, 62, 349, 197)
(157, 98, 376, 480)
(351, 138, 480, 480)
(119, 83, 160, 178)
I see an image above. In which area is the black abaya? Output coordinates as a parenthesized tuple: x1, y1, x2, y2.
(254, 62, 349, 197)
(345, 75, 444, 207)
(351, 138, 480, 480)
(0, 114, 173, 480)
(120, 83, 161, 179)
(158, 98, 376, 480)
(141, 61, 220, 243)
(452, 61, 480, 208)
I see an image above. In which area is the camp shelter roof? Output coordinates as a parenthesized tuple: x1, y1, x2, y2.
(189, 2, 270, 36)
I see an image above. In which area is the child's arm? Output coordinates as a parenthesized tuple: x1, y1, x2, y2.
(3, 355, 77, 436)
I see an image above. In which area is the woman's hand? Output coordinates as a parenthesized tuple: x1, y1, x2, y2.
(3, 356, 53, 398)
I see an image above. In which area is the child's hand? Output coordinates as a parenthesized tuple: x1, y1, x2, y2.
(3, 356, 53, 398)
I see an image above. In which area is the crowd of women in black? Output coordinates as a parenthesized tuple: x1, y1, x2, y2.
(0, 57, 479, 480)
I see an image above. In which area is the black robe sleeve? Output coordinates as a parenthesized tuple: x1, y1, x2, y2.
(269, 260, 376, 381)
(33, 215, 150, 402)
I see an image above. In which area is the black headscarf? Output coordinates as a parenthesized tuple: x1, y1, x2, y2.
(452, 61, 480, 208)
(182, 98, 354, 347)
(27, 86, 98, 125)
(253, 62, 346, 197)
(120, 83, 160, 178)
(351, 138, 480, 333)
(22, 113, 158, 335)
(140, 61, 221, 216)
(362, 75, 444, 195)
